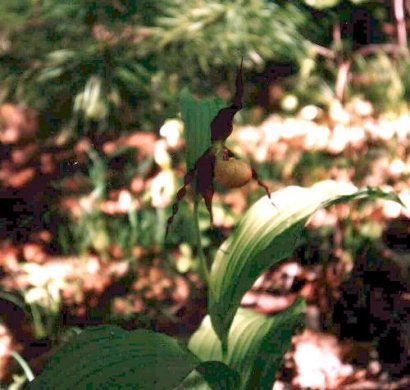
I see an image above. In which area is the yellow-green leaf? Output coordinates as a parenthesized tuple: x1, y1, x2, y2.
(186, 298, 305, 389)
(208, 181, 402, 351)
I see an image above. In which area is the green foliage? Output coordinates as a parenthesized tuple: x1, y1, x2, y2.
(0, 0, 152, 129)
(150, 0, 309, 71)
(193, 361, 241, 390)
(37, 42, 151, 126)
(0, 0, 312, 133)
(179, 88, 225, 170)
(208, 181, 402, 352)
(40, 0, 138, 23)
(1, 0, 408, 131)
(351, 53, 407, 113)
(186, 299, 305, 389)
(55, 148, 146, 258)
(0, 1, 32, 31)
(29, 325, 237, 390)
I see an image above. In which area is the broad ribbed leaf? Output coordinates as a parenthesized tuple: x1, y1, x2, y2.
(209, 181, 402, 350)
(186, 298, 305, 389)
(28, 325, 235, 390)
(179, 88, 225, 170)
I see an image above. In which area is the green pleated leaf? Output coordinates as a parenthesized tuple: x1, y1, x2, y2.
(186, 298, 305, 390)
(208, 180, 402, 351)
(28, 325, 236, 390)
(178, 88, 225, 170)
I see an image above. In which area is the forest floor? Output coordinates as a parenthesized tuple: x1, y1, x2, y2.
(1, 103, 409, 389)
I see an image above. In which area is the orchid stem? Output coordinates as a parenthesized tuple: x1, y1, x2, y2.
(222, 341, 229, 364)
(193, 195, 210, 285)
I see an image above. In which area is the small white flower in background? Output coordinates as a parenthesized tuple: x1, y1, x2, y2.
(367, 119, 395, 141)
(329, 100, 350, 125)
(280, 94, 298, 113)
(212, 205, 234, 227)
(327, 124, 349, 154)
(347, 125, 366, 149)
(382, 200, 402, 219)
(118, 189, 133, 212)
(154, 140, 172, 169)
(299, 105, 321, 121)
(23, 263, 51, 287)
(79, 192, 100, 214)
(395, 115, 410, 141)
(176, 243, 193, 273)
(160, 119, 183, 147)
(150, 169, 176, 208)
(254, 145, 268, 163)
(260, 118, 280, 144)
(304, 124, 330, 151)
(388, 159, 405, 179)
(85, 257, 100, 274)
(308, 208, 338, 228)
(25, 283, 61, 313)
(398, 191, 410, 218)
(25, 287, 49, 306)
(280, 119, 306, 140)
(348, 98, 373, 117)
(236, 125, 261, 145)
(21, 263, 68, 307)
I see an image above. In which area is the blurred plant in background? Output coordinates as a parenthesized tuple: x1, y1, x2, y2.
(1, 0, 410, 132)
(0, 0, 320, 135)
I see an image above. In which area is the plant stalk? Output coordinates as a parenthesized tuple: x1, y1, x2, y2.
(193, 195, 210, 285)
(11, 350, 35, 382)
(221, 340, 229, 364)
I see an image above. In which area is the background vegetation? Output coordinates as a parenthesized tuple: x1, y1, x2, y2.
(0, 0, 409, 388)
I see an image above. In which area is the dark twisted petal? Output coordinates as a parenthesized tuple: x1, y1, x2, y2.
(196, 150, 216, 225)
(251, 169, 269, 198)
(232, 57, 244, 109)
(210, 59, 243, 142)
(166, 148, 214, 237)
(165, 168, 195, 237)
